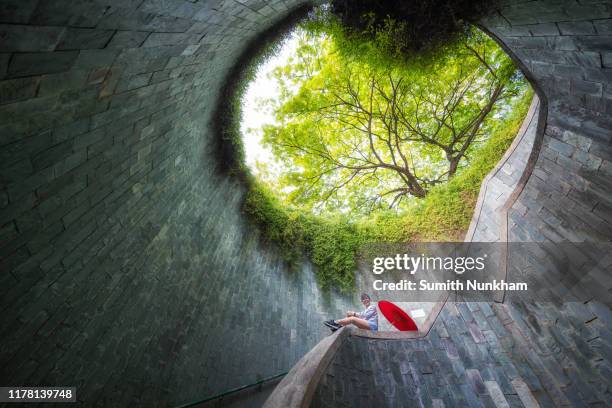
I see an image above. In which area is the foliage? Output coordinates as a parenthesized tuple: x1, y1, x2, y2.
(326, 0, 499, 60)
(213, 5, 311, 175)
(244, 182, 360, 289)
(257, 26, 525, 216)
(243, 90, 534, 291)
(397, 88, 534, 240)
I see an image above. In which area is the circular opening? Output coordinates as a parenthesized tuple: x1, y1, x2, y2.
(218, 3, 534, 297)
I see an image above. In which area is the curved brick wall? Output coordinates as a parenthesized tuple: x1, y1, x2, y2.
(483, 0, 612, 243)
(313, 296, 612, 407)
(0, 0, 611, 406)
(0, 1, 355, 406)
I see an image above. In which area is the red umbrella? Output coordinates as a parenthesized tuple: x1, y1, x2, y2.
(378, 300, 418, 331)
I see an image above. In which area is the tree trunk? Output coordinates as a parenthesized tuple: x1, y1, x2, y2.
(448, 157, 459, 178)
(409, 182, 427, 198)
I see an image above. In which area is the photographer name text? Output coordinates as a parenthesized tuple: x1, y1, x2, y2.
(373, 279, 527, 291)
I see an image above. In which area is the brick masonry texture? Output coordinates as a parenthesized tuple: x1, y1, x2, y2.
(0, 1, 355, 406)
(0, 0, 611, 407)
(313, 297, 612, 407)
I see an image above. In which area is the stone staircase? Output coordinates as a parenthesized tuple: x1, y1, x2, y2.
(311, 297, 611, 407)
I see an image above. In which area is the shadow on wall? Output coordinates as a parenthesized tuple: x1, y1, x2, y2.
(0, 1, 356, 407)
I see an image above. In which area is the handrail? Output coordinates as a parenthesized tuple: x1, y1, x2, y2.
(462, 94, 544, 304)
(464, 95, 540, 243)
(174, 371, 287, 408)
(263, 310, 447, 408)
(263, 327, 350, 408)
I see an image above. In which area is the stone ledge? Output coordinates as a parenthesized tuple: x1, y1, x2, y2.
(465, 94, 541, 243)
(263, 296, 447, 407)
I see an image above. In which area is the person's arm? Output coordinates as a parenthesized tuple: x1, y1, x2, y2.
(361, 305, 375, 320)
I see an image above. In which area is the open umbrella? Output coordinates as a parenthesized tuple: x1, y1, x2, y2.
(378, 300, 418, 331)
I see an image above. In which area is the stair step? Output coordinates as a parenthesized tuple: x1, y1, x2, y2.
(511, 378, 541, 408)
(485, 381, 510, 408)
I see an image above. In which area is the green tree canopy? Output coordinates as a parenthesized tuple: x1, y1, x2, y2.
(252, 26, 526, 217)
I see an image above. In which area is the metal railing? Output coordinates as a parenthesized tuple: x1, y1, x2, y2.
(175, 372, 287, 408)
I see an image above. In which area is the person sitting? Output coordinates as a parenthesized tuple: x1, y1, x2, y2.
(324, 293, 378, 332)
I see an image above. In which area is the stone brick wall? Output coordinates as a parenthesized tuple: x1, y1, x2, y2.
(1, 0, 611, 406)
(480, 0, 612, 243)
(313, 297, 612, 407)
(0, 1, 355, 406)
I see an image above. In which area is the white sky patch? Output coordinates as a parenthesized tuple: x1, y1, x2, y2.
(241, 32, 302, 177)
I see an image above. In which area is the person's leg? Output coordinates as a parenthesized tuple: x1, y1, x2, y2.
(334, 316, 371, 330)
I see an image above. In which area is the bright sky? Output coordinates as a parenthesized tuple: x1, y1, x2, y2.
(241, 32, 302, 176)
